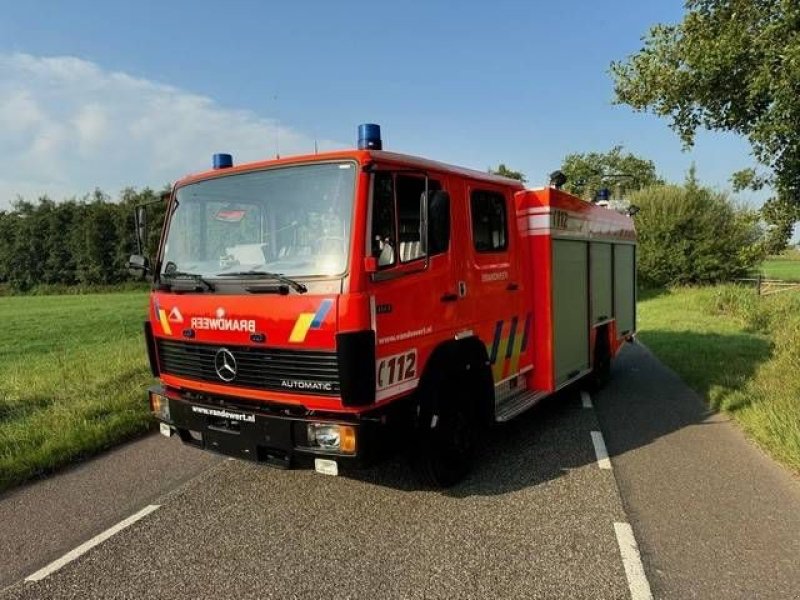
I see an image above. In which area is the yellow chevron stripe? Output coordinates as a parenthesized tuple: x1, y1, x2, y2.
(289, 313, 315, 343)
(508, 327, 525, 376)
(492, 336, 509, 381)
(158, 309, 172, 335)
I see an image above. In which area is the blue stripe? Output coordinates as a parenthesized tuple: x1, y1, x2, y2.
(310, 299, 334, 328)
(505, 316, 519, 359)
(489, 320, 503, 364)
(520, 313, 532, 351)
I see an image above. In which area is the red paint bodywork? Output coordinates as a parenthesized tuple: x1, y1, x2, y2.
(150, 149, 636, 416)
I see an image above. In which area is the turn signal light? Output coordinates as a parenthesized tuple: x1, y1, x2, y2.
(339, 425, 356, 454)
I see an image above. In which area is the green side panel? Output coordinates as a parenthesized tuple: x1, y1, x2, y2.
(614, 244, 636, 335)
(590, 243, 613, 324)
(552, 239, 589, 385)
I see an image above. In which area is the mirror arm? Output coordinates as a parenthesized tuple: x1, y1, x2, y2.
(132, 192, 170, 277)
(422, 176, 430, 270)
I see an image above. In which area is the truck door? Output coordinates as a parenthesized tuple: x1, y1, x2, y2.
(366, 171, 459, 400)
(465, 186, 526, 384)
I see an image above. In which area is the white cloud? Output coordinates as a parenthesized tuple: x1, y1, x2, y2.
(0, 53, 341, 208)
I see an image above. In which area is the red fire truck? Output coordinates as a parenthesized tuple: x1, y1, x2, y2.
(130, 124, 636, 486)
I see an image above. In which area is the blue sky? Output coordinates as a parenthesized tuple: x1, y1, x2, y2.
(0, 0, 767, 209)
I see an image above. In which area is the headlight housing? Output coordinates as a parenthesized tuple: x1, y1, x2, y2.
(307, 423, 356, 454)
(149, 391, 171, 422)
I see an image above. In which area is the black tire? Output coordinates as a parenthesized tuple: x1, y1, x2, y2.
(411, 372, 478, 488)
(588, 328, 611, 392)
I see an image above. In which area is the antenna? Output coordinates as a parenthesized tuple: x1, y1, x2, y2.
(273, 93, 280, 159)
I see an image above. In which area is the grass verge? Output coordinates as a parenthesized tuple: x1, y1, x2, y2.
(0, 281, 151, 297)
(638, 286, 800, 473)
(0, 292, 152, 491)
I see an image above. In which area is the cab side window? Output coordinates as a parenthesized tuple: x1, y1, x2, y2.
(396, 176, 441, 263)
(470, 189, 508, 252)
(371, 172, 396, 267)
(370, 173, 444, 268)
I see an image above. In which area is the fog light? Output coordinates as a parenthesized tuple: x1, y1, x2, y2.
(149, 392, 170, 422)
(307, 423, 356, 454)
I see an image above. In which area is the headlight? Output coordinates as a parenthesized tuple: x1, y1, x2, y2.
(149, 391, 171, 422)
(307, 423, 356, 454)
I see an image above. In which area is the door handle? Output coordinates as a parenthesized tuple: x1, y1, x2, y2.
(507, 282, 519, 291)
(441, 292, 458, 302)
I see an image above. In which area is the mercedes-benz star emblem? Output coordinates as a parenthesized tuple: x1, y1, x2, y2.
(214, 348, 237, 382)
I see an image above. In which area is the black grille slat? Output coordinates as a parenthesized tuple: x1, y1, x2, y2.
(159, 355, 338, 376)
(156, 339, 340, 395)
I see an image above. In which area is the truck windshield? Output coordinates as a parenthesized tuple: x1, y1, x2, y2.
(161, 162, 356, 280)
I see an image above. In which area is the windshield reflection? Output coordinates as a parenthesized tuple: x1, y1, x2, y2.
(162, 162, 356, 279)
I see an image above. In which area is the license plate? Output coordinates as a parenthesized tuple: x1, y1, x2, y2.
(204, 430, 257, 459)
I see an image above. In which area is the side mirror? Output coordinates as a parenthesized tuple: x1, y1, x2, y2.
(135, 205, 147, 254)
(428, 190, 450, 255)
(627, 204, 640, 217)
(128, 254, 150, 279)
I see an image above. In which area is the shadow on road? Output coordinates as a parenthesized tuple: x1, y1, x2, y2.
(636, 329, 771, 412)
(346, 384, 601, 496)
(346, 333, 772, 497)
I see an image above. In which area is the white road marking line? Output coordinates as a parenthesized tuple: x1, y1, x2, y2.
(581, 390, 593, 408)
(25, 504, 161, 582)
(590, 430, 612, 470)
(614, 522, 654, 600)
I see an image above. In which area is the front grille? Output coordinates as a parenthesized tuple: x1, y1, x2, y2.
(156, 339, 340, 395)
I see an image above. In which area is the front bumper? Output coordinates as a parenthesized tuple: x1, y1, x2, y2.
(152, 386, 394, 470)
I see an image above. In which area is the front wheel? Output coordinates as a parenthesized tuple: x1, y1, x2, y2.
(411, 379, 478, 487)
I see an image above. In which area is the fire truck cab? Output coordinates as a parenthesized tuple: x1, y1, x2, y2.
(135, 124, 636, 486)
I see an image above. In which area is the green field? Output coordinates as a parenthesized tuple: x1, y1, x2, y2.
(639, 286, 800, 473)
(760, 255, 800, 281)
(0, 292, 152, 490)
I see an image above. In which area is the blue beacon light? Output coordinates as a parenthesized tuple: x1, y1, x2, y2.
(213, 153, 233, 169)
(357, 124, 382, 150)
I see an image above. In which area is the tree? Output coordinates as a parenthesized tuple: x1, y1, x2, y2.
(611, 0, 800, 215)
(6, 199, 47, 291)
(559, 146, 663, 200)
(0, 186, 167, 291)
(489, 164, 526, 182)
(760, 195, 800, 255)
(0, 210, 15, 283)
(630, 179, 764, 287)
(39, 197, 77, 285)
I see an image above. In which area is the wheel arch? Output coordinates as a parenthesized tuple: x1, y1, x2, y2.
(417, 336, 495, 427)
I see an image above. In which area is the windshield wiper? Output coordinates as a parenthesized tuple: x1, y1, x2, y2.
(161, 271, 215, 292)
(215, 270, 308, 294)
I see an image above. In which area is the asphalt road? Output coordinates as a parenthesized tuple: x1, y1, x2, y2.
(596, 343, 800, 599)
(0, 433, 219, 590)
(1, 342, 799, 599)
